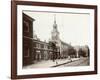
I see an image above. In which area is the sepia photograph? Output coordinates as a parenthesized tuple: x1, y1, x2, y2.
(23, 11, 90, 68)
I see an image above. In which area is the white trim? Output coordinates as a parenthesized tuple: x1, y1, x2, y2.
(17, 5, 95, 75)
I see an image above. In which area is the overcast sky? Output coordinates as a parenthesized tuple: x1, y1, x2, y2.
(23, 11, 90, 46)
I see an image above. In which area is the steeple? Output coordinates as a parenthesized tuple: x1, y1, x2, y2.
(53, 14, 57, 29)
(51, 14, 60, 42)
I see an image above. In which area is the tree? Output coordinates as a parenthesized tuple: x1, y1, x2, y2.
(49, 41, 57, 62)
(68, 47, 76, 58)
(78, 48, 86, 57)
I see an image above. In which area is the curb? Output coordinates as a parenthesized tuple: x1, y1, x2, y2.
(51, 59, 80, 67)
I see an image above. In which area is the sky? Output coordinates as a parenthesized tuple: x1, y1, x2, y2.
(23, 11, 90, 46)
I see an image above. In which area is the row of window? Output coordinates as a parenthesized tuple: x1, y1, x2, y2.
(33, 42, 52, 50)
(24, 47, 60, 58)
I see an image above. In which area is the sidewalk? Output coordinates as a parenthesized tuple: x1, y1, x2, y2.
(24, 58, 80, 68)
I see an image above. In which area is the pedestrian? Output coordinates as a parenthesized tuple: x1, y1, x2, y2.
(56, 60, 58, 65)
(68, 56, 72, 62)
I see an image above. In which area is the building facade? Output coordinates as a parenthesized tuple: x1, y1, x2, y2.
(23, 13, 35, 66)
(32, 39, 60, 62)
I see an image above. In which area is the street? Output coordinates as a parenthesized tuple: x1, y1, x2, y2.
(23, 57, 89, 68)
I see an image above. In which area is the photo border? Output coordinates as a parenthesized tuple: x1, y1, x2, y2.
(11, 1, 97, 79)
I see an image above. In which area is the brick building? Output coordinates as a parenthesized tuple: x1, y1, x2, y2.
(23, 13, 35, 66)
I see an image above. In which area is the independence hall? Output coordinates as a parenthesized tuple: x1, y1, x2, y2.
(23, 13, 89, 66)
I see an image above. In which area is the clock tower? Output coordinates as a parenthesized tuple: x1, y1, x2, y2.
(51, 15, 60, 43)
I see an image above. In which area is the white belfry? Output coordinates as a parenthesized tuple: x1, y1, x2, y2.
(51, 15, 60, 42)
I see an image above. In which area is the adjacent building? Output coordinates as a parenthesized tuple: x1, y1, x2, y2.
(23, 13, 35, 66)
